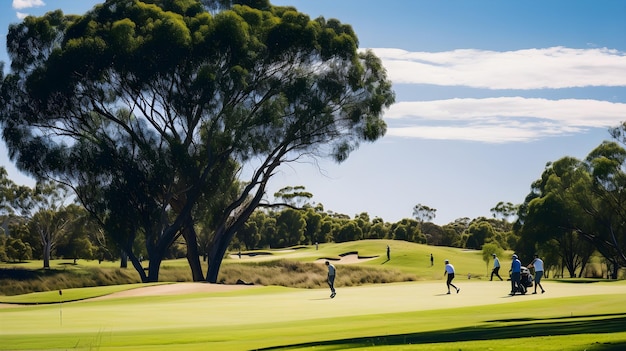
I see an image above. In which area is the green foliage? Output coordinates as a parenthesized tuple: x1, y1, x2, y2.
(6, 236, 32, 262)
(0, 234, 6, 262)
(0, 0, 394, 284)
(412, 203, 436, 223)
(481, 242, 502, 269)
(515, 137, 626, 278)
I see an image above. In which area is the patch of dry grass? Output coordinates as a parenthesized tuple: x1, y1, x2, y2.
(217, 260, 419, 288)
(0, 267, 139, 296)
(0, 259, 418, 295)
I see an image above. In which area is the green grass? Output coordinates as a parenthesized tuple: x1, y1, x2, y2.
(0, 240, 501, 296)
(2, 240, 625, 350)
(1, 283, 626, 350)
(0, 283, 166, 304)
(226, 239, 501, 279)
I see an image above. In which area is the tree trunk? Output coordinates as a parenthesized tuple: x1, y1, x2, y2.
(127, 252, 149, 282)
(120, 249, 128, 268)
(146, 257, 161, 283)
(204, 156, 280, 283)
(206, 227, 229, 283)
(183, 223, 204, 281)
(206, 221, 243, 283)
(42, 240, 51, 269)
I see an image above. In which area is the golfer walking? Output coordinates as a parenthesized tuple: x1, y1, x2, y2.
(325, 261, 336, 298)
(491, 253, 503, 281)
(443, 259, 460, 294)
(529, 254, 546, 294)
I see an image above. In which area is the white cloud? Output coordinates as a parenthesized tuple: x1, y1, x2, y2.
(371, 47, 626, 89)
(386, 124, 577, 143)
(16, 12, 28, 20)
(12, 0, 45, 10)
(385, 97, 626, 143)
(371, 47, 626, 143)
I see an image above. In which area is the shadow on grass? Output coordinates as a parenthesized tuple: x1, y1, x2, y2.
(258, 313, 626, 350)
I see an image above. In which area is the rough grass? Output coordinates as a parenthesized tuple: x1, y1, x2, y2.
(0, 266, 139, 296)
(218, 260, 418, 288)
(0, 259, 417, 296)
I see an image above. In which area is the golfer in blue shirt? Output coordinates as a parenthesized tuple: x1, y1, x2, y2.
(510, 254, 522, 295)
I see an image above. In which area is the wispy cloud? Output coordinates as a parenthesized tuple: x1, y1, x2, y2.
(12, 0, 45, 10)
(372, 47, 626, 89)
(12, 0, 45, 19)
(385, 98, 626, 143)
(386, 98, 626, 126)
(372, 47, 626, 143)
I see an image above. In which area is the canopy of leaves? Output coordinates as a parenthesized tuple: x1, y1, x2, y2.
(0, 0, 394, 282)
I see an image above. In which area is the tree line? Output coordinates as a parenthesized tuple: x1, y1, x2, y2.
(3, 134, 626, 281)
(0, 170, 516, 266)
(513, 123, 626, 279)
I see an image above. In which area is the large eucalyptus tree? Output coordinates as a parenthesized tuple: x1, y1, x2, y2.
(516, 157, 596, 277)
(0, 0, 394, 282)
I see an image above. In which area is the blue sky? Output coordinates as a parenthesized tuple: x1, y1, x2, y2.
(1, 0, 626, 224)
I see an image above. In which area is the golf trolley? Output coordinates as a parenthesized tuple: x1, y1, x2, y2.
(510, 266, 534, 295)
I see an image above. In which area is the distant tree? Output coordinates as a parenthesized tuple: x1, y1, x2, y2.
(481, 242, 502, 271)
(413, 204, 437, 224)
(320, 217, 336, 243)
(302, 208, 322, 245)
(335, 221, 362, 243)
(389, 218, 421, 242)
(276, 208, 306, 247)
(439, 226, 460, 247)
(56, 204, 97, 263)
(0, 234, 7, 262)
(28, 209, 68, 268)
(257, 214, 278, 249)
(28, 181, 72, 268)
(421, 222, 444, 246)
(6, 236, 32, 262)
(490, 201, 518, 221)
(273, 186, 313, 208)
(353, 212, 372, 239)
(465, 221, 496, 250)
(0, 167, 36, 219)
(237, 213, 260, 250)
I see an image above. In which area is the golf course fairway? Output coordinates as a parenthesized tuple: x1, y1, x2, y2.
(2, 280, 626, 350)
